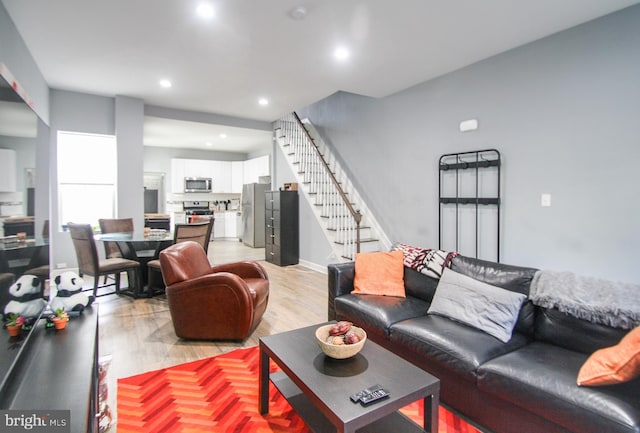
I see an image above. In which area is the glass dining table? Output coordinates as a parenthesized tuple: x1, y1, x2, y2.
(0, 236, 49, 278)
(94, 230, 174, 296)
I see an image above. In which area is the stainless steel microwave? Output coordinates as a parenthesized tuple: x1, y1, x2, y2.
(184, 177, 212, 193)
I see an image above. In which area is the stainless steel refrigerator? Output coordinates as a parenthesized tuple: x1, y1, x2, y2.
(241, 183, 269, 247)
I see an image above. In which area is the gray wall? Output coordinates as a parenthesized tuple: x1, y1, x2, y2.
(0, 4, 49, 124)
(47, 90, 273, 269)
(116, 96, 145, 229)
(0, 136, 35, 193)
(49, 89, 116, 268)
(1, 2, 50, 250)
(272, 139, 334, 269)
(297, 5, 640, 283)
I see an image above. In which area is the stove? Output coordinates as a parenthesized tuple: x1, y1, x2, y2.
(183, 201, 214, 220)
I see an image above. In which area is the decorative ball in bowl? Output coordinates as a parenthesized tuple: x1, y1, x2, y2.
(315, 322, 367, 359)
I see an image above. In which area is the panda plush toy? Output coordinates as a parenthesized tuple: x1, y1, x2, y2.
(4, 274, 46, 318)
(50, 271, 94, 314)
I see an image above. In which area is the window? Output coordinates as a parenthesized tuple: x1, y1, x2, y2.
(57, 131, 117, 230)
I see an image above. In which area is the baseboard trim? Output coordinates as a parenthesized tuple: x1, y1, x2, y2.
(298, 259, 327, 274)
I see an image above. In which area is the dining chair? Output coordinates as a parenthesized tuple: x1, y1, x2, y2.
(146, 219, 214, 295)
(22, 220, 51, 295)
(98, 218, 134, 259)
(67, 222, 142, 298)
(0, 272, 16, 315)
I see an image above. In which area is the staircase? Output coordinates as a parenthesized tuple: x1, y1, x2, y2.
(274, 112, 390, 261)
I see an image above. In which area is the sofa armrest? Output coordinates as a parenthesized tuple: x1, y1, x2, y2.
(327, 262, 355, 320)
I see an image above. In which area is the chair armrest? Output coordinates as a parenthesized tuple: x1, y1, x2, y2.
(166, 272, 256, 313)
(209, 261, 268, 280)
(166, 272, 255, 339)
(327, 262, 355, 320)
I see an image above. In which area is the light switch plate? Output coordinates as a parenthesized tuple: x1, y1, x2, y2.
(541, 194, 551, 207)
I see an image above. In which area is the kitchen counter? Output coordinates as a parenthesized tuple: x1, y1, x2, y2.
(144, 213, 170, 219)
(2, 217, 35, 236)
(3, 216, 34, 222)
(144, 214, 171, 231)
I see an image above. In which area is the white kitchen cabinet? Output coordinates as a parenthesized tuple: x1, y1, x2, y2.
(186, 159, 210, 178)
(231, 161, 244, 193)
(211, 161, 231, 193)
(0, 149, 17, 192)
(172, 158, 235, 193)
(224, 213, 237, 238)
(242, 155, 270, 184)
(170, 159, 186, 193)
(213, 212, 226, 238)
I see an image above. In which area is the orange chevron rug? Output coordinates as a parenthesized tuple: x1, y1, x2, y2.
(117, 346, 480, 433)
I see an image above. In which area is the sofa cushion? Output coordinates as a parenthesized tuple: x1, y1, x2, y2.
(451, 255, 538, 337)
(404, 267, 439, 303)
(535, 307, 628, 354)
(477, 342, 640, 433)
(389, 315, 530, 382)
(428, 268, 526, 343)
(334, 293, 429, 339)
(353, 250, 405, 297)
(578, 326, 640, 386)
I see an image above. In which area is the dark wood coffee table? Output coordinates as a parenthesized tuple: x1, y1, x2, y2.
(259, 323, 440, 433)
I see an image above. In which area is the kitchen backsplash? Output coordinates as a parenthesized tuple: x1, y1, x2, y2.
(166, 192, 241, 212)
(0, 191, 24, 217)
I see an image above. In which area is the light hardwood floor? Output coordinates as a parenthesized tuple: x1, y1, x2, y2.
(95, 240, 329, 429)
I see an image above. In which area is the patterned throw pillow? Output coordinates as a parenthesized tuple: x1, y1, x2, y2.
(392, 243, 458, 279)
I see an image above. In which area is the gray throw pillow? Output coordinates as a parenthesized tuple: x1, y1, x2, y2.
(428, 268, 527, 342)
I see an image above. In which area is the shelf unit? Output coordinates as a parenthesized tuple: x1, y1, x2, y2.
(438, 149, 501, 262)
(265, 190, 299, 266)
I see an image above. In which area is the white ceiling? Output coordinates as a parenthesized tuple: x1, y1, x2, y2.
(2, 0, 638, 151)
(144, 116, 272, 154)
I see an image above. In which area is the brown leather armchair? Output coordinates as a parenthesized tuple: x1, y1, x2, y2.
(159, 241, 269, 340)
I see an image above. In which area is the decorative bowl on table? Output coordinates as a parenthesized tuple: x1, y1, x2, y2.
(147, 229, 167, 239)
(315, 323, 367, 359)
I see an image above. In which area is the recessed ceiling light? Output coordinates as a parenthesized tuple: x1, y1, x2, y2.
(196, 3, 215, 19)
(334, 46, 350, 61)
(205, 141, 213, 146)
(258, 98, 269, 106)
(219, 133, 227, 139)
(159, 79, 172, 88)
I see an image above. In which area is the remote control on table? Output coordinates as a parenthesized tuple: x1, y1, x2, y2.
(349, 384, 383, 403)
(360, 388, 390, 406)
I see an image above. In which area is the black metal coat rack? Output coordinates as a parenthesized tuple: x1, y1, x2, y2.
(438, 149, 501, 262)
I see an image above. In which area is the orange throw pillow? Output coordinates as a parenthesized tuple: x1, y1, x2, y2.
(353, 250, 405, 298)
(577, 326, 640, 386)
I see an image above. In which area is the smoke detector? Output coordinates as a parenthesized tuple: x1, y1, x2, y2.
(288, 6, 308, 20)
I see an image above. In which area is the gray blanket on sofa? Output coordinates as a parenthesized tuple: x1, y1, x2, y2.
(530, 270, 640, 330)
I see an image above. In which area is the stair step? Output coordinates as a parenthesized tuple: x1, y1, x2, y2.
(303, 180, 342, 185)
(327, 226, 371, 231)
(314, 202, 357, 207)
(278, 113, 385, 262)
(335, 238, 378, 245)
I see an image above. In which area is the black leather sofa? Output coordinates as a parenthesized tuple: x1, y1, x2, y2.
(328, 255, 640, 433)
